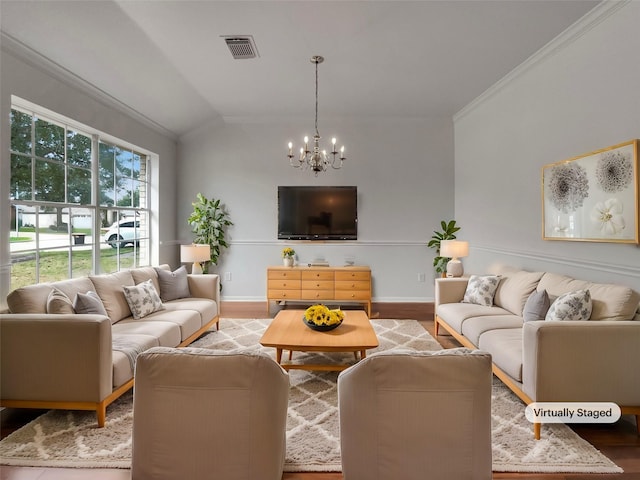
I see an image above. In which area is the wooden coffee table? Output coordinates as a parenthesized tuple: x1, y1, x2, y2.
(260, 309, 379, 371)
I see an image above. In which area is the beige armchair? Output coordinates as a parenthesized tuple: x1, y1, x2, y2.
(131, 346, 289, 480)
(338, 348, 492, 480)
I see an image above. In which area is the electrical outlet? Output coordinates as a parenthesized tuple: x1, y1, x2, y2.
(418, 273, 426, 283)
(225, 272, 232, 282)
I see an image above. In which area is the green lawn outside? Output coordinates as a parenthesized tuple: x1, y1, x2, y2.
(10, 247, 137, 290)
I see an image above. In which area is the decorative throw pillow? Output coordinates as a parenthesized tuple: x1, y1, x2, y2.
(462, 275, 501, 307)
(155, 266, 191, 302)
(522, 289, 550, 322)
(46, 288, 75, 314)
(545, 289, 592, 321)
(74, 291, 109, 316)
(123, 279, 164, 320)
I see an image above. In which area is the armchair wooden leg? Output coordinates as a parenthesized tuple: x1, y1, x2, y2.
(534, 422, 541, 440)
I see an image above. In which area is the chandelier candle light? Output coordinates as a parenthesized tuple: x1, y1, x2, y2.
(287, 55, 345, 176)
(180, 244, 211, 275)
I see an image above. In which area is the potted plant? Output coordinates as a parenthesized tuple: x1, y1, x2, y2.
(187, 193, 233, 272)
(282, 247, 295, 267)
(427, 220, 460, 276)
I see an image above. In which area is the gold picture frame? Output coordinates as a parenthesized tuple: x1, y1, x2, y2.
(542, 139, 639, 243)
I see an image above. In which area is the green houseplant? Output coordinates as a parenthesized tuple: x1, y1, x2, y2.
(187, 193, 233, 272)
(427, 220, 460, 276)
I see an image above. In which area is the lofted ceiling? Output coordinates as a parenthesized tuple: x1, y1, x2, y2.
(1, 0, 600, 138)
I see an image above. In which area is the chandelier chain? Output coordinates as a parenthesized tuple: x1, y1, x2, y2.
(315, 58, 319, 137)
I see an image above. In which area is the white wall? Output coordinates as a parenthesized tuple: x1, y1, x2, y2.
(178, 117, 454, 301)
(0, 45, 179, 302)
(454, 1, 640, 292)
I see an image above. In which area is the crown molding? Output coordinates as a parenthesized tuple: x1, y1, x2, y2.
(453, 0, 630, 123)
(1, 32, 177, 141)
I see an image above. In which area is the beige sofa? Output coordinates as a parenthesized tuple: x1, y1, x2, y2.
(434, 266, 640, 439)
(0, 265, 220, 427)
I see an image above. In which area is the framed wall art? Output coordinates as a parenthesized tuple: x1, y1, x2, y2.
(542, 139, 639, 243)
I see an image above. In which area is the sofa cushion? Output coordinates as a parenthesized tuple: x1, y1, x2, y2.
(112, 334, 159, 388)
(7, 283, 54, 314)
(46, 288, 75, 314)
(478, 328, 523, 382)
(130, 267, 162, 295)
(462, 275, 500, 307)
(49, 278, 96, 307)
(162, 298, 218, 327)
(74, 291, 109, 316)
(545, 289, 592, 321)
(436, 303, 511, 334)
(493, 270, 544, 316)
(112, 319, 181, 347)
(123, 279, 164, 320)
(538, 272, 640, 321)
(134, 308, 203, 342)
(90, 271, 135, 323)
(523, 289, 550, 322)
(155, 266, 191, 302)
(460, 315, 523, 347)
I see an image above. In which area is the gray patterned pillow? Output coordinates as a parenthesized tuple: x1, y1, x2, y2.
(122, 279, 164, 320)
(462, 275, 501, 307)
(545, 289, 592, 321)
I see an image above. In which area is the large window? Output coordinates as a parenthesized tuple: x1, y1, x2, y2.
(9, 100, 150, 290)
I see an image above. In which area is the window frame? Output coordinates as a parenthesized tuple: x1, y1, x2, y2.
(9, 97, 153, 288)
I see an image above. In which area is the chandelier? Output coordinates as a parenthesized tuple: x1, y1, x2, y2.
(287, 55, 345, 175)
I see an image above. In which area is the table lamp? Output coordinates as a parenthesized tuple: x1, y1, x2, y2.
(440, 240, 469, 278)
(180, 244, 211, 275)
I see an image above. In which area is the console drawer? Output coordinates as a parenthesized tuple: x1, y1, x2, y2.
(268, 289, 301, 300)
(302, 280, 334, 290)
(335, 271, 370, 282)
(302, 289, 335, 300)
(268, 269, 302, 280)
(302, 270, 334, 281)
(335, 290, 371, 301)
(269, 279, 302, 290)
(335, 280, 370, 292)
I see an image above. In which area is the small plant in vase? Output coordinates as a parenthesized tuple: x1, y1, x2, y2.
(282, 247, 295, 267)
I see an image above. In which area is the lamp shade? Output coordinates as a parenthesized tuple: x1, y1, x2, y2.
(180, 244, 211, 263)
(440, 240, 469, 259)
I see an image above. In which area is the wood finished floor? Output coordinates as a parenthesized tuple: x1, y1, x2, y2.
(1, 301, 639, 480)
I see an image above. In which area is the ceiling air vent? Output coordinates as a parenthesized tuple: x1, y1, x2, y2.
(222, 35, 259, 59)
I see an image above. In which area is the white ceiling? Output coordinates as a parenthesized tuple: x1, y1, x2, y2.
(1, 0, 600, 138)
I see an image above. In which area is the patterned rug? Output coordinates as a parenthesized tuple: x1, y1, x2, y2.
(0, 318, 622, 473)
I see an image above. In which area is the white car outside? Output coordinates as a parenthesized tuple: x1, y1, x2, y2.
(103, 219, 140, 248)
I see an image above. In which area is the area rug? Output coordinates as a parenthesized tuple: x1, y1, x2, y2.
(0, 318, 622, 473)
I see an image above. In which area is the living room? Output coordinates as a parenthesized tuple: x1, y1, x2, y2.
(1, 1, 639, 478)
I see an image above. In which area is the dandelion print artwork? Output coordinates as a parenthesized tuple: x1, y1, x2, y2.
(547, 163, 589, 213)
(543, 140, 638, 243)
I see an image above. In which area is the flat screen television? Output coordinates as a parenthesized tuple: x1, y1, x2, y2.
(278, 186, 358, 240)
